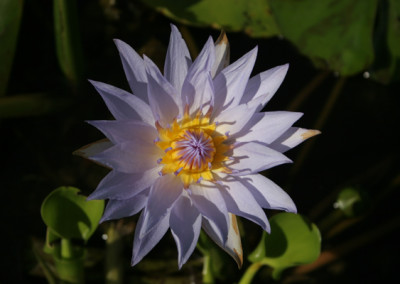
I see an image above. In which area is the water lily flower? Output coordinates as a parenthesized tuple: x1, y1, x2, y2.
(76, 25, 320, 268)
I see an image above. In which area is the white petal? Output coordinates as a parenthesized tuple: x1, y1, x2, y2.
(100, 188, 150, 222)
(219, 179, 270, 232)
(181, 37, 215, 114)
(201, 214, 243, 267)
(240, 64, 289, 111)
(89, 80, 154, 124)
(73, 139, 113, 159)
(90, 141, 162, 173)
(164, 24, 192, 95)
(114, 39, 148, 103)
(214, 101, 259, 136)
(87, 120, 157, 145)
(241, 174, 297, 213)
(213, 47, 258, 115)
(131, 210, 170, 266)
(87, 167, 159, 200)
(212, 31, 230, 78)
(139, 175, 183, 238)
(269, 127, 321, 153)
(190, 184, 229, 243)
(144, 56, 180, 125)
(228, 142, 292, 175)
(234, 111, 303, 144)
(170, 193, 201, 268)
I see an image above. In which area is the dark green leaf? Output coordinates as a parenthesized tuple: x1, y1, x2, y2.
(54, 0, 84, 88)
(371, 0, 400, 83)
(0, 0, 23, 96)
(141, 0, 280, 37)
(270, 0, 378, 76)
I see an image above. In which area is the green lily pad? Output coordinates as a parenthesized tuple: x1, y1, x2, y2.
(0, 0, 23, 96)
(249, 213, 321, 279)
(270, 0, 378, 76)
(41, 186, 104, 241)
(141, 0, 280, 37)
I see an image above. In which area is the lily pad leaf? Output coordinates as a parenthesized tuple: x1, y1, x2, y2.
(41, 186, 104, 242)
(270, 0, 378, 76)
(141, 0, 280, 37)
(248, 213, 321, 279)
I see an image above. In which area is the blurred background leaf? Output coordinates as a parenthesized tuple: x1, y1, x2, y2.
(142, 0, 400, 81)
(142, 0, 280, 37)
(0, 0, 23, 96)
(53, 0, 84, 89)
(370, 0, 400, 83)
(270, 0, 378, 76)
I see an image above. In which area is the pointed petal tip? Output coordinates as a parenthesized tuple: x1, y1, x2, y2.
(215, 30, 229, 46)
(170, 23, 179, 32)
(301, 129, 321, 140)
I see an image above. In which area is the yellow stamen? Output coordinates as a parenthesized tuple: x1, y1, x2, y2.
(155, 107, 230, 187)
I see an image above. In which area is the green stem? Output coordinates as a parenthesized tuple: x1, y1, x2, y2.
(61, 239, 74, 259)
(54, 239, 85, 284)
(202, 254, 214, 284)
(238, 262, 264, 284)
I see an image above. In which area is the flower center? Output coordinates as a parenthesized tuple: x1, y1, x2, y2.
(154, 107, 231, 188)
(172, 129, 216, 172)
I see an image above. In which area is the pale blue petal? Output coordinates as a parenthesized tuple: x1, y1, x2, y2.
(87, 168, 159, 200)
(73, 139, 113, 159)
(211, 31, 230, 78)
(164, 24, 192, 95)
(87, 120, 157, 145)
(144, 56, 180, 125)
(269, 127, 321, 153)
(219, 179, 270, 232)
(139, 175, 183, 238)
(90, 142, 162, 173)
(234, 111, 303, 144)
(201, 217, 224, 246)
(131, 210, 170, 266)
(241, 174, 297, 213)
(114, 39, 148, 103)
(190, 184, 229, 244)
(89, 80, 154, 124)
(100, 188, 150, 222)
(170, 193, 201, 268)
(240, 64, 289, 111)
(181, 37, 215, 114)
(228, 142, 292, 175)
(204, 213, 244, 267)
(214, 100, 259, 136)
(213, 47, 258, 115)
